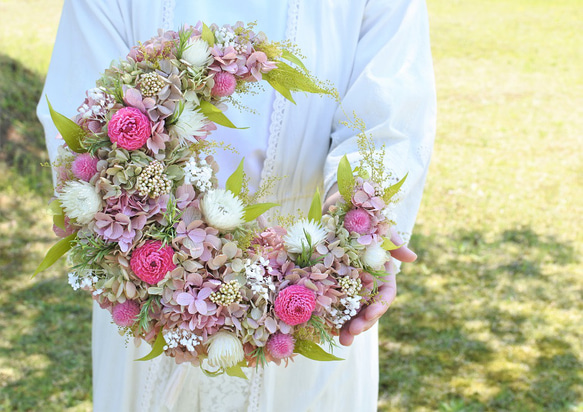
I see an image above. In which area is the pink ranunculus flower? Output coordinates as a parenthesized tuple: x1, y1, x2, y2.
(274, 285, 316, 326)
(71, 153, 99, 181)
(211, 71, 237, 97)
(130, 240, 176, 285)
(108, 107, 151, 150)
(112, 300, 141, 327)
(266, 333, 295, 359)
(343, 208, 373, 235)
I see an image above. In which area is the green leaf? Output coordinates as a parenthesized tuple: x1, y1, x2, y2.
(243, 203, 278, 222)
(33, 233, 77, 277)
(294, 339, 344, 361)
(263, 74, 296, 104)
(46, 97, 86, 153)
(201, 23, 215, 46)
(225, 364, 248, 379)
(199, 100, 246, 129)
(381, 236, 402, 251)
(337, 155, 355, 202)
(280, 49, 307, 72)
(384, 173, 408, 202)
(49, 199, 65, 230)
(225, 158, 245, 196)
(307, 189, 322, 222)
(136, 332, 166, 361)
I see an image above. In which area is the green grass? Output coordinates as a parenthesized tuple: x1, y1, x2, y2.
(0, 0, 582, 411)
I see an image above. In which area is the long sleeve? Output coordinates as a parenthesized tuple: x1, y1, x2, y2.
(36, 0, 135, 164)
(323, 0, 436, 239)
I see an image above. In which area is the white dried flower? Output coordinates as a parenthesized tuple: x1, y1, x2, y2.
(183, 156, 213, 192)
(207, 331, 245, 369)
(58, 180, 101, 224)
(168, 102, 207, 146)
(200, 189, 245, 231)
(362, 243, 389, 271)
(283, 219, 327, 254)
(182, 37, 212, 70)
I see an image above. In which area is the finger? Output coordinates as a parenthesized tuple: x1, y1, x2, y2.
(348, 316, 369, 336)
(339, 328, 354, 346)
(364, 273, 397, 321)
(388, 227, 417, 262)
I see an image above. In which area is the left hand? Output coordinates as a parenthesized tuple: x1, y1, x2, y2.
(322, 187, 417, 346)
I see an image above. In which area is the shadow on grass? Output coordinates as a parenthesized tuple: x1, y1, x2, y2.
(0, 54, 92, 410)
(378, 225, 581, 411)
(0, 53, 52, 195)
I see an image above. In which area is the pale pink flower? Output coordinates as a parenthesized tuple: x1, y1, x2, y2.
(266, 333, 295, 359)
(71, 153, 99, 182)
(112, 300, 141, 327)
(343, 208, 372, 235)
(211, 71, 237, 97)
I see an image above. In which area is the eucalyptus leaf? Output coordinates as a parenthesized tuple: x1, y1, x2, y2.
(225, 364, 248, 379)
(243, 203, 278, 222)
(199, 100, 246, 129)
(381, 236, 402, 251)
(294, 339, 344, 361)
(136, 332, 166, 361)
(33, 233, 77, 277)
(384, 173, 408, 203)
(307, 189, 322, 222)
(46, 97, 87, 153)
(337, 155, 355, 202)
(263, 74, 296, 104)
(225, 158, 245, 196)
(281, 49, 307, 72)
(201, 23, 215, 46)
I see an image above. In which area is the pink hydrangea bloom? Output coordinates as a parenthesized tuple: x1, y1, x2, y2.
(71, 153, 99, 181)
(266, 333, 295, 359)
(211, 71, 237, 97)
(130, 241, 176, 284)
(343, 208, 372, 235)
(274, 285, 316, 325)
(52, 216, 76, 238)
(112, 300, 141, 327)
(108, 107, 151, 150)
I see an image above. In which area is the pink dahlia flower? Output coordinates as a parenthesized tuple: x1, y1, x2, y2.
(343, 208, 373, 235)
(274, 285, 316, 326)
(71, 153, 99, 182)
(211, 71, 237, 97)
(108, 107, 151, 150)
(266, 333, 295, 359)
(112, 300, 140, 327)
(130, 240, 176, 284)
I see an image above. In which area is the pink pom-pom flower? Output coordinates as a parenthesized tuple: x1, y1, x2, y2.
(266, 333, 295, 359)
(274, 285, 316, 326)
(112, 300, 141, 327)
(108, 107, 151, 150)
(71, 153, 99, 181)
(343, 208, 372, 235)
(211, 71, 237, 97)
(130, 240, 176, 285)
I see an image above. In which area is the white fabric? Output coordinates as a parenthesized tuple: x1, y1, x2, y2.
(38, 0, 436, 411)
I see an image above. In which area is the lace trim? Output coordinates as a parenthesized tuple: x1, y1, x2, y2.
(259, 0, 301, 203)
(161, 0, 176, 30)
(246, 367, 264, 412)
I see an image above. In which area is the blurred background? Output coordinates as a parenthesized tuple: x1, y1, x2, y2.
(0, 0, 581, 410)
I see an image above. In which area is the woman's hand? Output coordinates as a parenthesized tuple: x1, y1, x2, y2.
(322, 187, 417, 346)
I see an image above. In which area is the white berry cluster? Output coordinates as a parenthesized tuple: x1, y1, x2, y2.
(183, 156, 213, 193)
(330, 277, 363, 329)
(139, 72, 166, 97)
(163, 328, 203, 352)
(209, 280, 242, 306)
(136, 160, 172, 197)
(77, 87, 115, 121)
(68, 270, 98, 291)
(243, 257, 275, 301)
(214, 27, 246, 54)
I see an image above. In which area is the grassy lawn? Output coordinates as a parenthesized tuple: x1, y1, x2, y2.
(0, 0, 581, 411)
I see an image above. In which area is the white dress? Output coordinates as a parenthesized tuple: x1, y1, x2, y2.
(38, 0, 436, 411)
